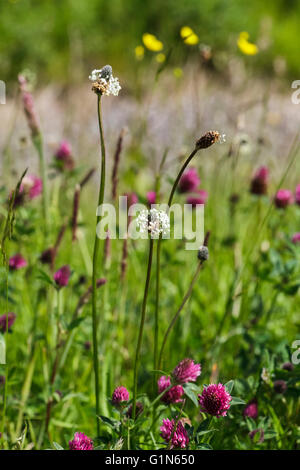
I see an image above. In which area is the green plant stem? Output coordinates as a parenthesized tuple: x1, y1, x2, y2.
(158, 261, 203, 371)
(154, 146, 199, 374)
(91, 94, 106, 436)
(167, 148, 198, 207)
(153, 240, 160, 381)
(33, 134, 49, 237)
(132, 237, 154, 420)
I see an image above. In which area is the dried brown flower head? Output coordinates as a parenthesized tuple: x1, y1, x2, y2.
(196, 131, 225, 149)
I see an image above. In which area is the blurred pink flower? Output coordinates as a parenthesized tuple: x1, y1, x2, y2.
(178, 167, 200, 193)
(0, 313, 16, 333)
(250, 166, 269, 195)
(198, 383, 232, 417)
(274, 189, 293, 209)
(9, 254, 27, 270)
(292, 233, 300, 244)
(22, 174, 43, 199)
(54, 140, 74, 171)
(186, 189, 208, 207)
(157, 375, 184, 404)
(69, 432, 93, 450)
(54, 265, 71, 288)
(295, 184, 300, 205)
(172, 358, 201, 384)
(146, 191, 156, 205)
(160, 418, 189, 449)
(243, 398, 258, 419)
(112, 386, 129, 405)
(122, 192, 138, 209)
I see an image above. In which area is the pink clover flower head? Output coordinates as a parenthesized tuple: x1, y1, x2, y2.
(69, 432, 93, 450)
(179, 167, 200, 193)
(198, 383, 232, 417)
(160, 418, 189, 449)
(172, 358, 201, 384)
(250, 166, 269, 195)
(291, 233, 300, 244)
(146, 191, 156, 205)
(186, 189, 208, 207)
(22, 174, 43, 199)
(111, 386, 129, 405)
(9, 254, 27, 270)
(274, 189, 293, 209)
(54, 265, 71, 288)
(157, 375, 184, 404)
(243, 398, 258, 419)
(54, 140, 74, 170)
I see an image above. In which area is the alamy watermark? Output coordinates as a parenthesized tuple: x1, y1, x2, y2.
(95, 197, 204, 250)
(291, 80, 300, 104)
(291, 339, 300, 365)
(0, 335, 6, 364)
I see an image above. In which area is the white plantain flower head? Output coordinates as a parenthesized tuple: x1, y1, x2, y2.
(89, 65, 121, 96)
(136, 209, 170, 239)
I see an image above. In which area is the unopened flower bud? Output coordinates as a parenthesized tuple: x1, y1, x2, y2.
(273, 380, 287, 394)
(100, 65, 112, 80)
(198, 245, 209, 261)
(282, 362, 294, 371)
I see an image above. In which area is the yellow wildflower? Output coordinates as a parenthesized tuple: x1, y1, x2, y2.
(173, 67, 183, 78)
(237, 32, 258, 55)
(155, 53, 166, 63)
(180, 26, 199, 45)
(135, 45, 144, 60)
(142, 33, 163, 52)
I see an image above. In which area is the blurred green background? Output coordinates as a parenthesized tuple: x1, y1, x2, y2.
(1, 0, 300, 86)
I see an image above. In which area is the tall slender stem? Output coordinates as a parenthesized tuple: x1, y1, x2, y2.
(154, 146, 199, 372)
(153, 240, 160, 377)
(91, 94, 106, 435)
(158, 261, 203, 371)
(33, 134, 49, 237)
(132, 237, 154, 419)
(167, 148, 198, 207)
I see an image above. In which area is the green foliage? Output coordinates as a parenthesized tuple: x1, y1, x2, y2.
(1, 0, 300, 85)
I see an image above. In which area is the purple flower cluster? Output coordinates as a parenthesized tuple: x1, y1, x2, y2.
(157, 375, 184, 404)
(69, 432, 93, 450)
(111, 386, 129, 406)
(54, 140, 74, 171)
(198, 383, 232, 417)
(172, 358, 201, 384)
(54, 265, 71, 288)
(275, 189, 293, 209)
(178, 168, 208, 208)
(250, 166, 269, 195)
(243, 398, 258, 419)
(9, 254, 27, 270)
(178, 167, 200, 193)
(160, 418, 189, 449)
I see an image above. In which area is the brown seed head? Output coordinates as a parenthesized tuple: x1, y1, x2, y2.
(196, 131, 220, 149)
(92, 80, 109, 95)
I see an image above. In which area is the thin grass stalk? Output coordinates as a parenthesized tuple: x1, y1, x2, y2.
(158, 262, 203, 371)
(132, 237, 154, 420)
(91, 94, 106, 435)
(112, 128, 125, 201)
(33, 134, 49, 237)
